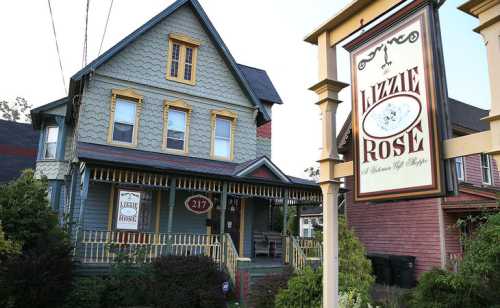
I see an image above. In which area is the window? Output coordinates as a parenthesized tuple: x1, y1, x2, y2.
(44, 126, 59, 159)
(304, 218, 309, 225)
(166, 33, 200, 85)
(107, 88, 143, 147)
(162, 100, 192, 153)
(481, 154, 492, 185)
(211, 110, 237, 160)
(455, 156, 465, 181)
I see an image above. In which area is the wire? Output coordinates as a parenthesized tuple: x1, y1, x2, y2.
(98, 0, 114, 56)
(46, 0, 67, 94)
(82, 0, 90, 67)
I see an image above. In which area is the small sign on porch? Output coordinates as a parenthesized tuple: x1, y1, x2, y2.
(185, 194, 213, 214)
(117, 190, 141, 230)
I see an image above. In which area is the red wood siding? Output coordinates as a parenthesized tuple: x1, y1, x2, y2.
(256, 121, 271, 139)
(345, 177, 442, 278)
(463, 154, 500, 187)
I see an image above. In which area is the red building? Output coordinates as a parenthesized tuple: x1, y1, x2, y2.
(339, 99, 500, 278)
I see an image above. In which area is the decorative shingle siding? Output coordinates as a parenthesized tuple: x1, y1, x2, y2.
(256, 136, 271, 158)
(79, 76, 257, 162)
(345, 176, 443, 278)
(64, 127, 74, 161)
(35, 161, 69, 180)
(97, 5, 252, 109)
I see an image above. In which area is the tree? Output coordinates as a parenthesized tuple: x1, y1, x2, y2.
(0, 97, 32, 123)
(304, 166, 320, 182)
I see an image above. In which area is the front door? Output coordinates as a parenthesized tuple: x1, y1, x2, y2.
(211, 196, 241, 254)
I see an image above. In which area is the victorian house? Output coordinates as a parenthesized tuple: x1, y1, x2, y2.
(30, 0, 322, 298)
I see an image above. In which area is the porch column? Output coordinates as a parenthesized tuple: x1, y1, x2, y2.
(282, 189, 289, 236)
(77, 165, 90, 233)
(219, 182, 228, 236)
(167, 177, 176, 233)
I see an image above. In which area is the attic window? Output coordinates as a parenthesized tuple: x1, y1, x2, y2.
(166, 33, 200, 85)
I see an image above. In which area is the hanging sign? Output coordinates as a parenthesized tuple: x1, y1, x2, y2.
(346, 3, 444, 201)
(185, 194, 213, 214)
(117, 190, 141, 230)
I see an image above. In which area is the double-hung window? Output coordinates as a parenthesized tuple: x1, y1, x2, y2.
(107, 88, 143, 147)
(166, 33, 200, 85)
(163, 100, 191, 154)
(44, 126, 59, 159)
(214, 117, 232, 159)
(113, 99, 136, 143)
(481, 154, 492, 185)
(455, 156, 465, 181)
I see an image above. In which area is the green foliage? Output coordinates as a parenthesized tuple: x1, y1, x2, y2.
(0, 224, 21, 257)
(0, 170, 73, 308)
(0, 96, 32, 122)
(0, 170, 59, 250)
(275, 267, 322, 308)
(248, 266, 294, 308)
(410, 212, 500, 307)
(149, 255, 227, 308)
(63, 277, 107, 308)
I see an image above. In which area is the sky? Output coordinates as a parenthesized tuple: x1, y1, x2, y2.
(0, 0, 490, 178)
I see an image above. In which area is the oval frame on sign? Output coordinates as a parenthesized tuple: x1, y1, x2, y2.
(185, 194, 213, 214)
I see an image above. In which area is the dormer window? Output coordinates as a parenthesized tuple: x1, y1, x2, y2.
(107, 88, 143, 147)
(166, 33, 200, 85)
(162, 100, 192, 154)
(211, 110, 237, 160)
(44, 126, 59, 159)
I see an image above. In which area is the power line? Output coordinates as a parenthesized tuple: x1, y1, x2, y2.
(82, 0, 90, 67)
(98, 0, 114, 56)
(46, 0, 67, 94)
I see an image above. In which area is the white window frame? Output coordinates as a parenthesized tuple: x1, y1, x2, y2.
(166, 109, 187, 151)
(455, 156, 465, 181)
(44, 125, 59, 160)
(210, 110, 237, 161)
(162, 100, 192, 154)
(107, 88, 143, 148)
(481, 154, 492, 185)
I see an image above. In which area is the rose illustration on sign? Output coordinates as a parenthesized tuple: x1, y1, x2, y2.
(362, 94, 422, 139)
(120, 207, 137, 216)
(185, 194, 213, 214)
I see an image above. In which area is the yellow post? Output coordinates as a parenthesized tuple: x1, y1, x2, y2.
(459, 0, 500, 175)
(309, 31, 349, 308)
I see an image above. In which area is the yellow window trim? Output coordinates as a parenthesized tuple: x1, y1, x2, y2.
(210, 109, 237, 161)
(162, 99, 192, 155)
(166, 33, 199, 86)
(107, 88, 143, 148)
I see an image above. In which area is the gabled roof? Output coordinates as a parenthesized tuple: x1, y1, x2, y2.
(0, 120, 39, 183)
(234, 156, 290, 183)
(338, 98, 491, 153)
(237, 64, 282, 105)
(30, 97, 69, 129)
(77, 142, 319, 189)
(69, 0, 272, 122)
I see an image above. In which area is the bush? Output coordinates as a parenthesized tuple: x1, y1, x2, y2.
(0, 170, 73, 308)
(149, 255, 227, 308)
(275, 266, 322, 308)
(63, 277, 107, 308)
(410, 212, 500, 307)
(248, 266, 293, 308)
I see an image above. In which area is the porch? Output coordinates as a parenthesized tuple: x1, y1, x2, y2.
(72, 160, 323, 284)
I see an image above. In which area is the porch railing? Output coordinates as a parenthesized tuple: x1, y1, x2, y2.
(75, 230, 222, 265)
(223, 233, 239, 284)
(298, 237, 323, 261)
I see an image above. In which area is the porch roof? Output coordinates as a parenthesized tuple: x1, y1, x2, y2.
(77, 142, 318, 189)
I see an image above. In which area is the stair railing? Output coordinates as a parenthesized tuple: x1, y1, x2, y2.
(223, 233, 239, 285)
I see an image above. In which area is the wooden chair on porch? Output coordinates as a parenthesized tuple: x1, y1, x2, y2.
(264, 232, 283, 258)
(253, 232, 269, 257)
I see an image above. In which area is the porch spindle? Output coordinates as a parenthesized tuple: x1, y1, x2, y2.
(167, 177, 176, 233)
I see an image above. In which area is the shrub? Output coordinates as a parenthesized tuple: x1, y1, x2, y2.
(149, 255, 227, 308)
(410, 212, 500, 308)
(275, 266, 322, 308)
(63, 277, 107, 308)
(0, 170, 73, 308)
(248, 266, 293, 308)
